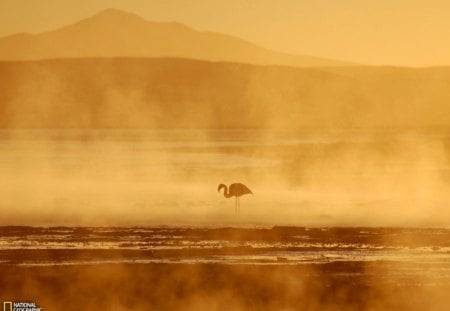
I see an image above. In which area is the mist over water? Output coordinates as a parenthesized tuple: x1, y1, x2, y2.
(0, 129, 449, 227)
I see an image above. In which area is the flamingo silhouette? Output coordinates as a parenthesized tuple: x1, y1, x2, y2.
(217, 183, 253, 214)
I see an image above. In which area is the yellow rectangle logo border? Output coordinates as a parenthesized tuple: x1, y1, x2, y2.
(3, 301, 12, 311)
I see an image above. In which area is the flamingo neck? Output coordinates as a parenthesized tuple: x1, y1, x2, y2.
(220, 185, 233, 198)
(224, 189, 233, 198)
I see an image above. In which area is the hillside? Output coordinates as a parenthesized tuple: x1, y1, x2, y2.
(1, 58, 450, 129)
(0, 9, 350, 67)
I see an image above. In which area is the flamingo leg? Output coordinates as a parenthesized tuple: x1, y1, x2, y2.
(238, 197, 240, 215)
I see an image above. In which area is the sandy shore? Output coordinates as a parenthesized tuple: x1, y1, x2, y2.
(1, 262, 449, 311)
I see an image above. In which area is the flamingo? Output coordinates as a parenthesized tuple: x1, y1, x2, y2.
(217, 183, 253, 214)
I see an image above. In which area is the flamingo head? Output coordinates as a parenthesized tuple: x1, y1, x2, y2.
(217, 184, 226, 193)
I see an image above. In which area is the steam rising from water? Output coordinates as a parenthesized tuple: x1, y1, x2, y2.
(0, 129, 449, 226)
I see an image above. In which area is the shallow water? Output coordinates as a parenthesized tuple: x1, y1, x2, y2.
(1, 226, 449, 272)
(0, 226, 450, 310)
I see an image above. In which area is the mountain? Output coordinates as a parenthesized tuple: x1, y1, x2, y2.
(0, 9, 352, 67)
(1, 58, 450, 129)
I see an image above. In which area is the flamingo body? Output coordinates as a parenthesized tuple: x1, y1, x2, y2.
(218, 183, 253, 214)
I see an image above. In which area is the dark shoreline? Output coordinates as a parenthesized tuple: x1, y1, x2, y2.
(1, 226, 449, 265)
(1, 226, 450, 244)
(1, 226, 449, 310)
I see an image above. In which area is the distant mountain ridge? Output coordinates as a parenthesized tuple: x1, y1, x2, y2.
(0, 9, 353, 67)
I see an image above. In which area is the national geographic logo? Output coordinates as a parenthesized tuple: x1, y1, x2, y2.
(3, 302, 43, 311)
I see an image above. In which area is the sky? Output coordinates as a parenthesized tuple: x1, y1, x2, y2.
(1, 0, 450, 66)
